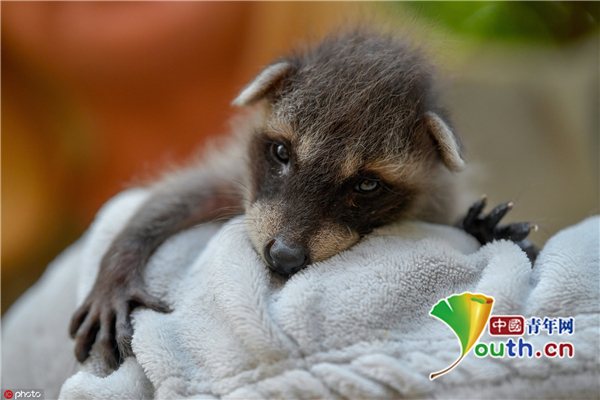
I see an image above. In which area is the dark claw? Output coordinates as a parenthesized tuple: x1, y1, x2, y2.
(116, 303, 133, 360)
(459, 197, 539, 263)
(70, 305, 89, 339)
(463, 195, 487, 228)
(494, 222, 531, 242)
(71, 279, 171, 370)
(132, 290, 172, 314)
(485, 202, 513, 230)
(99, 312, 119, 370)
(74, 311, 100, 363)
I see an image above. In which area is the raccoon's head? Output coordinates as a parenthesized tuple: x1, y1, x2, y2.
(233, 32, 465, 277)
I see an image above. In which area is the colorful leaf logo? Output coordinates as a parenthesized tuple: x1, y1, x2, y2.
(429, 293, 494, 380)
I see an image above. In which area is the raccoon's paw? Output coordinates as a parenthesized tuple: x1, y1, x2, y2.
(459, 195, 539, 263)
(69, 274, 172, 371)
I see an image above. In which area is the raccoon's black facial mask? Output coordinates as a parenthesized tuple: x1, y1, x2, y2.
(236, 31, 466, 276)
(243, 129, 421, 277)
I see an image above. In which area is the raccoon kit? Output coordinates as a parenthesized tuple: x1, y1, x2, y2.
(70, 30, 538, 369)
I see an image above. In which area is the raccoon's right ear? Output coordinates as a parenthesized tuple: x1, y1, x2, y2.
(232, 62, 294, 107)
(424, 111, 466, 172)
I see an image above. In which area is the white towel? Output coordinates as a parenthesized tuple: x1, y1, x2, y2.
(3, 189, 598, 399)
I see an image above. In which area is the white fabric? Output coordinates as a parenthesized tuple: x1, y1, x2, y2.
(3, 189, 598, 399)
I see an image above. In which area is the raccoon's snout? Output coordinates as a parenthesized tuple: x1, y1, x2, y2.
(264, 238, 310, 277)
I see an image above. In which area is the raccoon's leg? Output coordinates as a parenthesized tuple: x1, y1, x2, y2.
(458, 195, 539, 263)
(69, 159, 245, 370)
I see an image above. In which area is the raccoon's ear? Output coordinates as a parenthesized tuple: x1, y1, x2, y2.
(424, 111, 466, 172)
(232, 62, 294, 107)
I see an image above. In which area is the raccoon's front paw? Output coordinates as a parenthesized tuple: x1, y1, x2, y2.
(69, 274, 172, 370)
(459, 195, 539, 262)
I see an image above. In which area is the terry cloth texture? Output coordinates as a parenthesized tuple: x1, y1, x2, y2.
(2, 189, 598, 399)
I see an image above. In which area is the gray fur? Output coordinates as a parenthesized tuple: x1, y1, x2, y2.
(70, 29, 466, 369)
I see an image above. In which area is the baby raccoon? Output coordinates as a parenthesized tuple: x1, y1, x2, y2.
(70, 30, 537, 370)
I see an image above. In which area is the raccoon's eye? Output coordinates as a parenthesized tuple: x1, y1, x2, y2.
(271, 143, 290, 164)
(355, 179, 380, 193)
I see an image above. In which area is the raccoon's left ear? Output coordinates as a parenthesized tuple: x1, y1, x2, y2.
(232, 62, 294, 107)
(424, 111, 466, 172)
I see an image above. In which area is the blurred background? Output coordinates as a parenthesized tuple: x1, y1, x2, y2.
(2, 2, 598, 315)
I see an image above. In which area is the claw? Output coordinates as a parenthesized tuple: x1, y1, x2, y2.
(464, 195, 487, 228)
(70, 305, 89, 339)
(494, 222, 531, 242)
(99, 312, 119, 370)
(529, 223, 538, 232)
(460, 197, 539, 263)
(485, 202, 513, 229)
(74, 311, 100, 363)
(115, 302, 133, 361)
(72, 278, 172, 370)
(132, 290, 172, 313)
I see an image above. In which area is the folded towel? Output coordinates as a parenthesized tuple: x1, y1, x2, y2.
(3, 189, 598, 399)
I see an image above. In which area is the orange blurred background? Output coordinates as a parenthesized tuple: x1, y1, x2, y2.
(2, 2, 369, 314)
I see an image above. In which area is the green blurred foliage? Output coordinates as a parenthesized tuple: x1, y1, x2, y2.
(387, 1, 599, 44)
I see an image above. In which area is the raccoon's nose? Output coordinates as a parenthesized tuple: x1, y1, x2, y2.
(264, 239, 309, 277)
